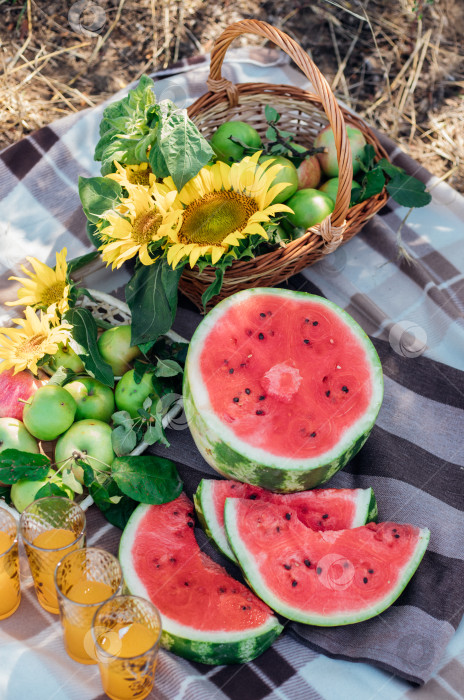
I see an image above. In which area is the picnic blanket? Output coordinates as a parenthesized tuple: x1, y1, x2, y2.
(1, 47, 464, 700)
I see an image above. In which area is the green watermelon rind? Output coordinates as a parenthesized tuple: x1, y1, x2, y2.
(224, 498, 430, 627)
(184, 288, 384, 492)
(194, 479, 379, 563)
(119, 502, 283, 665)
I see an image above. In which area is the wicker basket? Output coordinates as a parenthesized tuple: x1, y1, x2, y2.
(182, 19, 389, 310)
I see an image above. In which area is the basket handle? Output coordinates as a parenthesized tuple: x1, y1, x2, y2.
(207, 19, 351, 227)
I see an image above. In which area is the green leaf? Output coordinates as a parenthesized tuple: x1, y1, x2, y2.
(157, 104, 213, 191)
(144, 421, 170, 448)
(112, 455, 182, 504)
(126, 258, 184, 346)
(64, 307, 114, 387)
(78, 177, 122, 225)
(98, 495, 138, 529)
(79, 460, 96, 488)
(378, 158, 405, 179)
(265, 105, 280, 123)
(66, 251, 100, 275)
(35, 482, 71, 500)
(154, 358, 183, 378)
(61, 467, 83, 495)
(355, 167, 386, 202)
(111, 410, 134, 427)
(266, 126, 277, 141)
(0, 450, 50, 485)
(112, 424, 138, 457)
(386, 173, 432, 208)
(0, 485, 11, 504)
(201, 266, 224, 309)
(356, 144, 377, 172)
(86, 221, 102, 250)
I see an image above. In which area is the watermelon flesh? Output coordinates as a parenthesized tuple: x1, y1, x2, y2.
(184, 288, 383, 492)
(194, 478, 378, 562)
(224, 499, 430, 626)
(119, 493, 282, 664)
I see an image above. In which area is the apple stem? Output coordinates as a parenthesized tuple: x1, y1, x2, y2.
(17, 398, 32, 404)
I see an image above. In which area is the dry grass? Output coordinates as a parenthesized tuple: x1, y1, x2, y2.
(0, 0, 463, 192)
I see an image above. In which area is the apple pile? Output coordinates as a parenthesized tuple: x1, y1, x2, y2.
(0, 324, 176, 514)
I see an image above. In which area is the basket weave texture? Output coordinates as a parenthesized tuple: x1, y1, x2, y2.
(182, 19, 389, 310)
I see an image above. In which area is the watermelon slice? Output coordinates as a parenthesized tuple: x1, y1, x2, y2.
(119, 493, 283, 664)
(224, 499, 430, 626)
(184, 288, 383, 492)
(195, 479, 378, 562)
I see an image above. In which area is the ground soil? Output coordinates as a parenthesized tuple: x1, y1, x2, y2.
(1, 0, 463, 191)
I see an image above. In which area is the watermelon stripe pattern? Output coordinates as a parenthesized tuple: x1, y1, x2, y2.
(184, 289, 384, 492)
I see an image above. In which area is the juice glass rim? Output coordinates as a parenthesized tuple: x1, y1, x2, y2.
(54, 546, 123, 609)
(91, 594, 163, 661)
(19, 496, 86, 552)
(0, 507, 18, 560)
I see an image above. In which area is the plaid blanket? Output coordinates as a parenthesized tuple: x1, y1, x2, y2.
(1, 48, 464, 700)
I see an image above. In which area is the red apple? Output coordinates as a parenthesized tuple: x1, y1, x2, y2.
(297, 155, 321, 189)
(0, 368, 48, 421)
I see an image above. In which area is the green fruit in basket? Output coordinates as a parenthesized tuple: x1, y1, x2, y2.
(0, 417, 39, 455)
(97, 325, 142, 377)
(23, 385, 76, 441)
(55, 419, 115, 484)
(11, 469, 73, 513)
(211, 121, 262, 163)
(285, 188, 334, 230)
(64, 376, 115, 423)
(314, 125, 366, 178)
(319, 177, 361, 205)
(45, 343, 85, 375)
(259, 155, 298, 203)
(115, 369, 159, 419)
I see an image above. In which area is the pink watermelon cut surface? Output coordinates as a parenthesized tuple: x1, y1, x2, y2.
(184, 288, 383, 492)
(119, 493, 282, 664)
(224, 499, 430, 626)
(194, 478, 378, 562)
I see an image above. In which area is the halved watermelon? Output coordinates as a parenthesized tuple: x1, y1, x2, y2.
(119, 493, 283, 664)
(184, 288, 383, 492)
(195, 478, 378, 562)
(224, 499, 430, 626)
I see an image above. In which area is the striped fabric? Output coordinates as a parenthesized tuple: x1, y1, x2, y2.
(0, 48, 463, 700)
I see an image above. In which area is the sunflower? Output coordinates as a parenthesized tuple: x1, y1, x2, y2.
(161, 152, 293, 269)
(0, 306, 72, 376)
(6, 248, 70, 315)
(106, 162, 157, 189)
(98, 182, 178, 269)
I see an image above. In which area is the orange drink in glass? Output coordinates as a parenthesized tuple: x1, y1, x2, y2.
(55, 547, 123, 664)
(0, 506, 20, 619)
(92, 595, 162, 700)
(20, 496, 86, 613)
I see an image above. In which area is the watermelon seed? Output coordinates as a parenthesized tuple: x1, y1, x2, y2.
(229, 368, 234, 374)
(305, 318, 310, 323)
(276, 526, 281, 533)
(310, 432, 317, 438)
(285, 513, 291, 520)
(170, 557, 176, 563)
(322, 514, 329, 519)
(303, 339, 311, 345)
(256, 410, 265, 415)
(219, 587, 226, 593)
(259, 395, 266, 401)
(283, 564, 291, 570)
(258, 333, 264, 340)
(392, 528, 397, 532)
(363, 577, 368, 584)
(267, 311, 272, 316)
(233, 397, 239, 403)
(304, 559, 311, 568)
(394, 534, 400, 538)
(292, 580, 298, 587)
(343, 562, 349, 568)
(248, 494, 258, 500)
(313, 321, 319, 326)
(184, 582, 189, 586)
(368, 569, 374, 574)
(260, 312, 266, 318)
(269, 330, 275, 336)
(246, 329, 253, 336)
(223, 359, 229, 364)
(245, 388, 251, 394)
(187, 521, 194, 528)
(316, 567, 322, 575)
(325, 390, 331, 397)
(242, 606, 248, 610)
(322, 376, 328, 382)
(342, 386, 349, 393)
(240, 363, 246, 368)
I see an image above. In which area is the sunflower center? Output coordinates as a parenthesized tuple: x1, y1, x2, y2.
(18, 334, 47, 359)
(128, 170, 151, 186)
(132, 211, 162, 244)
(179, 191, 259, 246)
(42, 281, 66, 306)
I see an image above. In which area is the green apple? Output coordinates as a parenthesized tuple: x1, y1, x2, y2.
(45, 343, 85, 375)
(0, 417, 39, 454)
(64, 376, 115, 423)
(55, 419, 115, 484)
(314, 125, 367, 178)
(115, 369, 158, 419)
(23, 385, 77, 441)
(10, 469, 73, 513)
(97, 325, 142, 377)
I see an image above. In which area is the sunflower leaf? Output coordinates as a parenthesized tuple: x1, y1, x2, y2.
(126, 258, 184, 345)
(201, 266, 225, 309)
(79, 177, 122, 225)
(64, 307, 114, 387)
